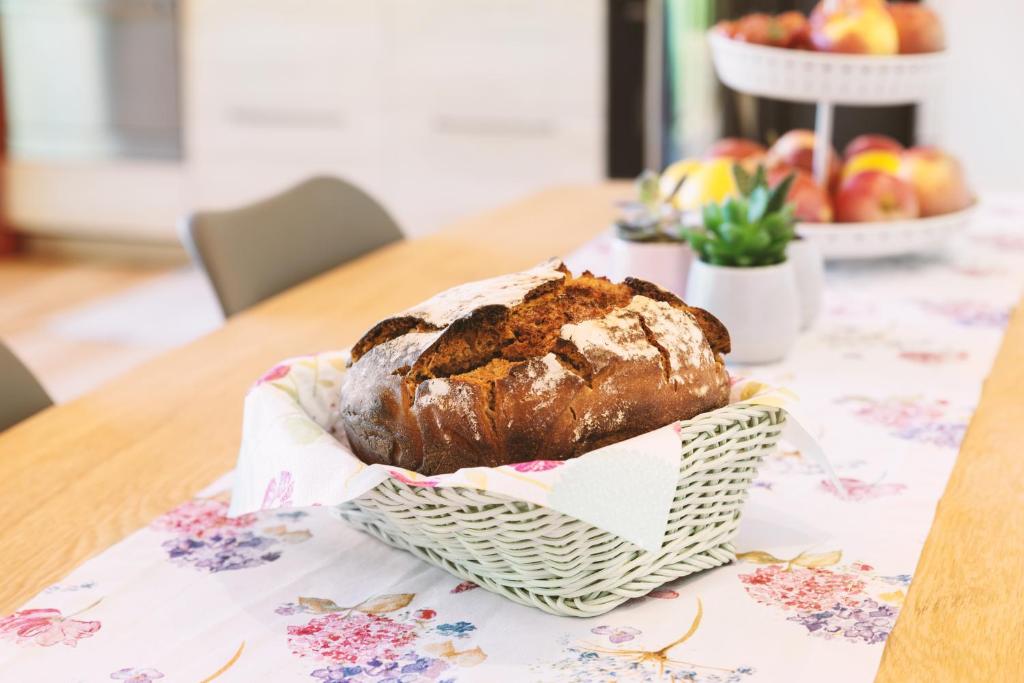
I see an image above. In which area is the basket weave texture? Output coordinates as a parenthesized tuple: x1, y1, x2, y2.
(337, 403, 785, 617)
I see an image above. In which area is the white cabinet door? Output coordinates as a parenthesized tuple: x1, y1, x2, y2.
(382, 0, 604, 233)
(185, 0, 605, 232)
(185, 0, 390, 208)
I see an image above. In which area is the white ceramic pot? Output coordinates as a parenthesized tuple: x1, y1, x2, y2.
(610, 237, 692, 297)
(786, 238, 825, 330)
(685, 259, 801, 364)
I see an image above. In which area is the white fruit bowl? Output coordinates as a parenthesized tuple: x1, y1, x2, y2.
(796, 204, 976, 260)
(708, 32, 949, 105)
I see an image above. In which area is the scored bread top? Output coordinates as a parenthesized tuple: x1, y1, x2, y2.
(341, 260, 731, 475)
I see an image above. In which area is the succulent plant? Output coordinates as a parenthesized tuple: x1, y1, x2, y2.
(683, 165, 797, 267)
(614, 170, 686, 243)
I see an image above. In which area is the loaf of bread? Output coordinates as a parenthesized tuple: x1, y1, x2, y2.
(340, 260, 731, 475)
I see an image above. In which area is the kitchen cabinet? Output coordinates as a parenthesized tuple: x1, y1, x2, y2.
(4, 0, 606, 242)
(184, 0, 606, 235)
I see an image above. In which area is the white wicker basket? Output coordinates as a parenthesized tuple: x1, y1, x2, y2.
(797, 203, 975, 260)
(708, 33, 949, 105)
(336, 403, 785, 617)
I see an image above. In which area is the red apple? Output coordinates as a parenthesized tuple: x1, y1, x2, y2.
(834, 170, 920, 222)
(730, 13, 777, 45)
(770, 167, 833, 223)
(704, 138, 766, 161)
(809, 0, 899, 54)
(729, 12, 809, 48)
(897, 146, 972, 216)
(888, 2, 946, 54)
(768, 129, 840, 188)
(777, 11, 813, 49)
(843, 134, 903, 160)
(716, 11, 813, 49)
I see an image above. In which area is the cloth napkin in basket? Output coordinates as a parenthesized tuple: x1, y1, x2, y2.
(230, 351, 828, 552)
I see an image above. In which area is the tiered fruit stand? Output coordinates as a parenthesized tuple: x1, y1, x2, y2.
(708, 33, 975, 259)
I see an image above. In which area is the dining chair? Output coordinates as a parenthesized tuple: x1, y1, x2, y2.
(180, 176, 404, 317)
(0, 341, 51, 431)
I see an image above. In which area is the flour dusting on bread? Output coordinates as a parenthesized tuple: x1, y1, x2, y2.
(340, 261, 730, 475)
(401, 259, 566, 328)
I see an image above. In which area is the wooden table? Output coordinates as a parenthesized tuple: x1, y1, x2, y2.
(0, 184, 1020, 682)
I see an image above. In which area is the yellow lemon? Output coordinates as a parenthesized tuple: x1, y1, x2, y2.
(817, 3, 899, 55)
(675, 158, 740, 212)
(659, 158, 702, 204)
(841, 150, 901, 184)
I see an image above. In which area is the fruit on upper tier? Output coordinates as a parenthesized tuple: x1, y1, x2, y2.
(888, 2, 945, 54)
(714, 0, 945, 54)
(810, 0, 898, 55)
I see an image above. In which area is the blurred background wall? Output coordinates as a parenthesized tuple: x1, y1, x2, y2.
(0, 0, 1019, 254)
(920, 0, 1024, 193)
(1, 0, 607, 248)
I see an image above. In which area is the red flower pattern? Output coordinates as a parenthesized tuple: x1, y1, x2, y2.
(150, 499, 255, 537)
(506, 460, 566, 473)
(257, 364, 291, 385)
(261, 471, 294, 509)
(899, 350, 967, 364)
(820, 478, 907, 501)
(740, 565, 867, 612)
(0, 608, 101, 647)
(288, 612, 417, 664)
(387, 470, 439, 487)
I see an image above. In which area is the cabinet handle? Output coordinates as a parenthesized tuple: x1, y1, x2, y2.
(433, 115, 554, 138)
(226, 107, 347, 130)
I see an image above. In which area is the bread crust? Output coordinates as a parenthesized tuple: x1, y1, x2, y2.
(341, 260, 730, 475)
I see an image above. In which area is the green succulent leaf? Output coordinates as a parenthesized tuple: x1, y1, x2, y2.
(766, 171, 796, 215)
(615, 169, 689, 243)
(733, 164, 754, 197)
(681, 165, 798, 268)
(636, 170, 660, 210)
(722, 197, 745, 225)
(752, 164, 767, 193)
(747, 185, 770, 223)
(702, 202, 723, 230)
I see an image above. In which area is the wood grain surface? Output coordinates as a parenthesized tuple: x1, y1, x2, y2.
(0, 183, 630, 613)
(876, 301, 1024, 682)
(2, 183, 1021, 683)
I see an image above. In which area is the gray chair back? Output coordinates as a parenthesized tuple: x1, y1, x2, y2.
(180, 176, 403, 317)
(0, 341, 51, 431)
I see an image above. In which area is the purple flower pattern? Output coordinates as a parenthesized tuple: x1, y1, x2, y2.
(161, 531, 282, 573)
(110, 668, 164, 682)
(738, 553, 909, 645)
(917, 300, 1010, 328)
(787, 599, 898, 645)
(590, 625, 640, 643)
(838, 396, 967, 449)
(152, 497, 309, 573)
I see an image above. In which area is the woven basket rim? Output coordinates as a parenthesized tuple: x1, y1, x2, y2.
(339, 404, 787, 616)
(362, 401, 784, 506)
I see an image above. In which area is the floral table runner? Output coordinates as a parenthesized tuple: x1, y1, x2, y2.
(2, 196, 1023, 683)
